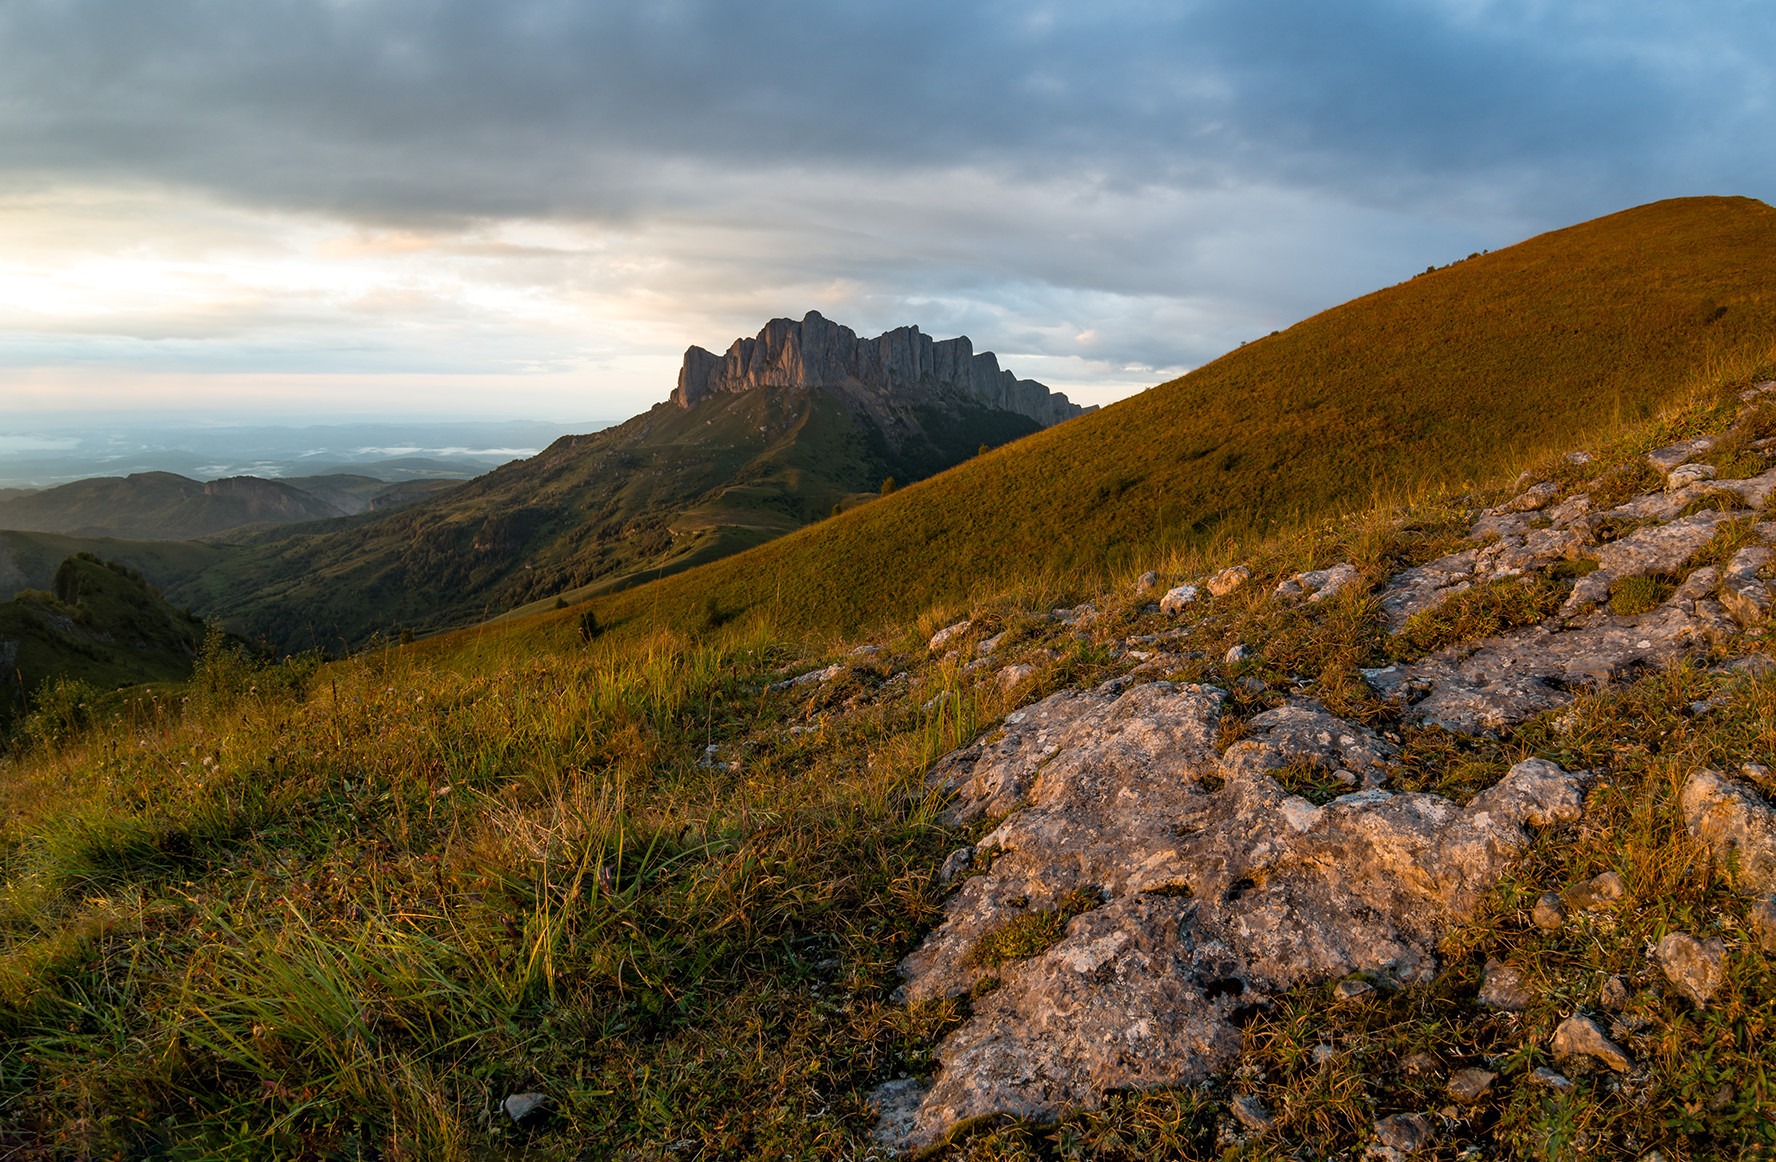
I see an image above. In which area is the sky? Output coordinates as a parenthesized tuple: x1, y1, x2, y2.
(1, 0, 1772, 428)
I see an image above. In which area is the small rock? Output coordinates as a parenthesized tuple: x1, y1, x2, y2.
(1311, 1043, 1337, 1064)
(1374, 1112, 1433, 1153)
(1402, 1051, 1439, 1076)
(1501, 481, 1562, 512)
(1160, 584, 1201, 614)
(1334, 977, 1374, 1001)
(1654, 931, 1727, 1008)
(1208, 565, 1252, 597)
(502, 1092, 550, 1124)
(1532, 892, 1568, 930)
(1230, 1094, 1274, 1132)
(1237, 676, 1266, 694)
(1224, 643, 1250, 665)
(1718, 545, 1773, 627)
(1667, 462, 1719, 490)
(928, 620, 973, 651)
(1551, 1014, 1632, 1072)
(1599, 975, 1629, 1010)
(938, 847, 973, 885)
(1477, 960, 1534, 1011)
(997, 663, 1035, 692)
(1563, 870, 1625, 912)
(1445, 1068, 1497, 1104)
(1565, 450, 1593, 466)
(976, 632, 1006, 656)
(1749, 895, 1776, 953)
(1531, 1066, 1574, 1090)
(1645, 436, 1715, 473)
(1308, 563, 1361, 603)
(1135, 570, 1160, 593)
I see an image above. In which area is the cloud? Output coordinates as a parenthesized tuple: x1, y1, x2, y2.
(0, 0, 1771, 420)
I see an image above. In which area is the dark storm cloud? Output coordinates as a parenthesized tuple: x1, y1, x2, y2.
(1, 0, 1766, 222)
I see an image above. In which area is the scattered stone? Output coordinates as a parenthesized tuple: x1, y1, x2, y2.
(1402, 1051, 1440, 1076)
(770, 662, 846, 691)
(1666, 462, 1719, 490)
(1237, 676, 1266, 694)
(1551, 1014, 1632, 1072)
(1224, 643, 1250, 665)
(1532, 892, 1568, 930)
(1230, 1094, 1274, 1132)
(1135, 570, 1160, 593)
(1311, 1043, 1337, 1064)
(868, 1078, 928, 1149)
(1750, 895, 1776, 953)
(997, 663, 1035, 692)
(928, 620, 973, 652)
(851, 643, 884, 656)
(1335, 977, 1376, 1001)
(1160, 584, 1201, 614)
(1374, 1113, 1433, 1153)
(1446, 1068, 1497, 1104)
(1501, 481, 1562, 512)
(1599, 975, 1629, 1010)
(1565, 450, 1593, 466)
(1563, 870, 1625, 912)
(1718, 545, 1773, 627)
(1681, 769, 1776, 893)
(975, 632, 1006, 656)
(502, 1093, 550, 1124)
(1563, 510, 1737, 616)
(1478, 960, 1534, 1011)
(1645, 436, 1716, 473)
(1208, 565, 1252, 597)
(1275, 563, 1360, 603)
(938, 847, 974, 885)
(1530, 1066, 1574, 1090)
(1654, 931, 1727, 1008)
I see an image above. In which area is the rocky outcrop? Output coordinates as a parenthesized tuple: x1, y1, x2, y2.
(879, 677, 1590, 1153)
(671, 311, 1092, 427)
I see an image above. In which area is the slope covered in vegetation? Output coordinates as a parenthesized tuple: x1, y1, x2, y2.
(566, 196, 1776, 644)
(5, 375, 1776, 1159)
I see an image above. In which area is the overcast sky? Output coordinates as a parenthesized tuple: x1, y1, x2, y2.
(1, 0, 1771, 427)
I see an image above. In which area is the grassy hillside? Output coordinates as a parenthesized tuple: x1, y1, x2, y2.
(180, 386, 1043, 650)
(0, 530, 227, 602)
(563, 196, 1776, 643)
(0, 553, 206, 730)
(4, 382, 1776, 1158)
(0, 471, 350, 540)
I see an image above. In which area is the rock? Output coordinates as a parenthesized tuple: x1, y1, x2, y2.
(1718, 545, 1773, 627)
(1532, 892, 1567, 930)
(1667, 462, 1719, 490)
(502, 1092, 550, 1124)
(880, 683, 1592, 1152)
(1221, 701, 1397, 785)
(771, 662, 846, 690)
(868, 1078, 929, 1150)
(1750, 895, 1776, 953)
(672, 311, 1091, 425)
(997, 663, 1035, 692)
(1599, 975, 1629, 1010)
(1208, 565, 1252, 597)
(1160, 585, 1201, 614)
(1566, 451, 1593, 466)
(1275, 563, 1360, 603)
(1501, 481, 1562, 512)
(1335, 977, 1375, 1001)
(1374, 1113, 1433, 1153)
(1135, 570, 1160, 593)
(1445, 1068, 1497, 1104)
(1230, 1094, 1274, 1132)
(1681, 769, 1776, 893)
(1563, 510, 1737, 616)
(928, 620, 973, 652)
(1551, 1014, 1632, 1072)
(1654, 931, 1727, 1008)
(1477, 960, 1534, 1011)
(938, 847, 974, 885)
(1402, 1051, 1440, 1076)
(1645, 436, 1716, 473)
(1225, 643, 1250, 665)
(1563, 870, 1625, 911)
(1531, 1066, 1574, 1090)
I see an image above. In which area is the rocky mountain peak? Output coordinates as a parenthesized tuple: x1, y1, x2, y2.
(671, 310, 1094, 428)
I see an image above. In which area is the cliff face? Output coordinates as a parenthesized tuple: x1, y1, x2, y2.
(672, 311, 1093, 428)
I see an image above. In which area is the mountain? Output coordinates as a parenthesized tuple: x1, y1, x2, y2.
(173, 314, 1088, 649)
(0, 529, 229, 602)
(559, 196, 1776, 643)
(0, 552, 205, 726)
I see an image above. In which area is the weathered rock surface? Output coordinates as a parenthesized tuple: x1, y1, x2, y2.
(671, 310, 1092, 426)
(1563, 870, 1625, 912)
(1208, 565, 1252, 597)
(1646, 437, 1715, 473)
(929, 620, 973, 652)
(1477, 960, 1534, 1011)
(1160, 584, 1200, 614)
(1276, 563, 1360, 603)
(879, 679, 1590, 1151)
(1373, 1112, 1433, 1153)
(1551, 1014, 1632, 1072)
(1681, 769, 1776, 892)
(1719, 545, 1773, 626)
(1446, 1068, 1497, 1104)
(1563, 510, 1737, 615)
(1654, 931, 1727, 1008)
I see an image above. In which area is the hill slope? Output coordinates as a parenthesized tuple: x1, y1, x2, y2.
(564, 196, 1776, 641)
(177, 316, 1084, 649)
(0, 553, 205, 725)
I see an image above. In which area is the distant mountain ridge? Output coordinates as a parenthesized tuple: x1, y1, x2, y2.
(674, 311, 1092, 427)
